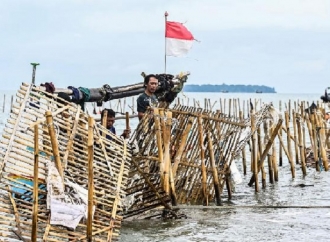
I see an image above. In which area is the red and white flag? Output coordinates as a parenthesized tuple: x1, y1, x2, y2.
(165, 21, 195, 57)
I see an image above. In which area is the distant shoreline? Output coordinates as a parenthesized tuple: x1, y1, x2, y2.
(183, 84, 276, 93)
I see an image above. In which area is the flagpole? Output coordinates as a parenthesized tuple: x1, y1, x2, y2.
(164, 11, 168, 74)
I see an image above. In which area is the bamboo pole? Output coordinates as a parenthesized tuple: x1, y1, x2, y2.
(271, 121, 278, 182)
(251, 112, 259, 192)
(257, 125, 264, 187)
(87, 117, 94, 242)
(153, 108, 164, 180)
(45, 111, 64, 181)
(297, 116, 307, 176)
(292, 111, 300, 164)
(31, 124, 39, 242)
(285, 111, 295, 178)
(264, 121, 272, 185)
(162, 111, 172, 195)
(239, 110, 247, 175)
(311, 113, 320, 171)
(316, 114, 329, 171)
(207, 130, 222, 205)
(248, 119, 282, 187)
(197, 115, 208, 205)
(278, 121, 283, 166)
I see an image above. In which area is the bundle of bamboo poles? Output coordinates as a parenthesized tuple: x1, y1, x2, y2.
(125, 103, 279, 213)
(0, 83, 131, 241)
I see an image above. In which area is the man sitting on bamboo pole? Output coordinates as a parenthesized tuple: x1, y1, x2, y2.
(137, 74, 159, 120)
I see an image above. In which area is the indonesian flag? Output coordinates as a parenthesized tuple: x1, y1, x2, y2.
(165, 21, 195, 57)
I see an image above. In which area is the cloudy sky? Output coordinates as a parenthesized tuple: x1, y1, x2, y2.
(1, 0, 330, 93)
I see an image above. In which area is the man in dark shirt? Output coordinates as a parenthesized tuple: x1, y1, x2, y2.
(137, 74, 159, 120)
(101, 109, 130, 139)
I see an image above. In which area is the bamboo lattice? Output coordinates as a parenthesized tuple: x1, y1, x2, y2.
(0, 83, 131, 241)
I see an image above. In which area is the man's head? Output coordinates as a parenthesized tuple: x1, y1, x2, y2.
(144, 74, 159, 95)
(325, 112, 330, 121)
(101, 109, 116, 129)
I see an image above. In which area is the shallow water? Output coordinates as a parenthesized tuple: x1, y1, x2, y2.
(121, 163, 330, 242)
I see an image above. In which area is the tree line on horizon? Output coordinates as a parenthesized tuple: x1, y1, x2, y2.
(183, 84, 276, 93)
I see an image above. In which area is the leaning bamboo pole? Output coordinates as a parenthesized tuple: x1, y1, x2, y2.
(248, 119, 283, 187)
(45, 111, 64, 182)
(173, 117, 194, 175)
(207, 130, 222, 205)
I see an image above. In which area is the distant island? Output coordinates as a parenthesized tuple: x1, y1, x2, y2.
(183, 84, 276, 93)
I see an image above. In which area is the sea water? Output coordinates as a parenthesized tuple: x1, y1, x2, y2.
(1, 90, 329, 242)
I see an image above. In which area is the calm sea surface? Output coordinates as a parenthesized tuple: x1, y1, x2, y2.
(1, 90, 329, 242)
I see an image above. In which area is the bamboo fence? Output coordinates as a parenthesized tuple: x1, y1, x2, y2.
(0, 83, 132, 241)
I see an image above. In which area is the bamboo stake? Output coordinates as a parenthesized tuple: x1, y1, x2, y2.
(162, 111, 172, 195)
(292, 111, 300, 164)
(63, 106, 81, 169)
(316, 114, 329, 171)
(311, 113, 320, 171)
(45, 110, 64, 181)
(297, 116, 307, 176)
(153, 108, 164, 180)
(271, 122, 278, 182)
(285, 111, 295, 178)
(278, 121, 283, 166)
(263, 121, 272, 185)
(31, 124, 39, 242)
(197, 115, 208, 205)
(248, 119, 282, 187)
(207, 130, 222, 205)
(251, 111, 259, 192)
(239, 110, 247, 175)
(87, 117, 94, 242)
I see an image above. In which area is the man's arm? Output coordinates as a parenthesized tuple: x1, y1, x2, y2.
(137, 95, 147, 120)
(138, 112, 144, 120)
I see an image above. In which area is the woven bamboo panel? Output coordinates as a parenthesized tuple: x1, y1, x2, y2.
(0, 83, 130, 241)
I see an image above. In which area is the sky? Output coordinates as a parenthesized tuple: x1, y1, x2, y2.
(1, 0, 330, 93)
